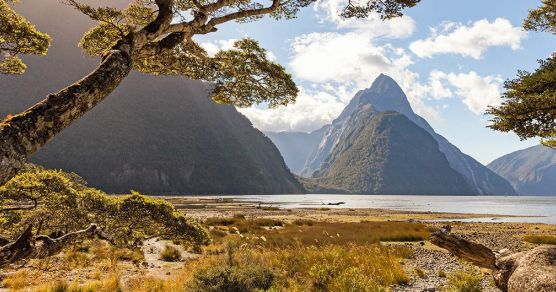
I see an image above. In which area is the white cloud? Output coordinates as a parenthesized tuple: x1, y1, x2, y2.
(410, 18, 526, 59)
(428, 71, 503, 114)
(287, 30, 439, 123)
(238, 87, 347, 132)
(200, 39, 237, 57)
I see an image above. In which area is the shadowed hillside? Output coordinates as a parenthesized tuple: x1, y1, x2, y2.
(488, 145, 556, 196)
(0, 0, 303, 194)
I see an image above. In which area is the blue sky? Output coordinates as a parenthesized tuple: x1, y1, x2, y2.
(197, 0, 556, 164)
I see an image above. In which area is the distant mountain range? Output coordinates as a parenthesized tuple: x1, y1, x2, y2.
(267, 74, 516, 195)
(488, 145, 556, 196)
(1, 0, 304, 195)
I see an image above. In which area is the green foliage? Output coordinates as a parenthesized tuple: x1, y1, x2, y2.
(212, 38, 298, 108)
(341, 0, 420, 19)
(0, 166, 210, 247)
(0, 0, 51, 74)
(487, 56, 556, 147)
(524, 0, 556, 33)
(442, 271, 483, 292)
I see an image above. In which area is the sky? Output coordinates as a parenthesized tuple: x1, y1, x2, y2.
(196, 0, 556, 164)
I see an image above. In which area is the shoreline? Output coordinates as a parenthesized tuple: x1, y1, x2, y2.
(158, 196, 547, 223)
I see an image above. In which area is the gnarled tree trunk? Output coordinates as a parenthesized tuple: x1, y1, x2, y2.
(431, 225, 556, 292)
(0, 49, 132, 186)
(0, 223, 103, 268)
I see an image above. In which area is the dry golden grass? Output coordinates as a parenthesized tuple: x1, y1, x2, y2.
(29, 271, 121, 292)
(206, 218, 428, 249)
(205, 216, 284, 233)
(181, 242, 411, 292)
(239, 221, 429, 248)
(441, 270, 482, 292)
(523, 234, 556, 245)
(3, 270, 35, 290)
(9, 219, 427, 291)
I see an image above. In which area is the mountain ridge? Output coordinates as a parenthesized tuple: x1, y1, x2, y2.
(307, 105, 475, 195)
(488, 145, 556, 196)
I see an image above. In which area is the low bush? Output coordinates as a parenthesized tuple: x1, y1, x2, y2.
(187, 246, 274, 292)
(160, 245, 182, 262)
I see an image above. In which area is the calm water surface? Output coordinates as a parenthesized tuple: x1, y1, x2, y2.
(208, 195, 556, 224)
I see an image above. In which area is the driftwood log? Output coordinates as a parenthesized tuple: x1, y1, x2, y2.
(0, 223, 104, 268)
(431, 225, 556, 292)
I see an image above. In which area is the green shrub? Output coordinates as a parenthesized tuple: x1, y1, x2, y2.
(188, 264, 274, 292)
(160, 245, 181, 262)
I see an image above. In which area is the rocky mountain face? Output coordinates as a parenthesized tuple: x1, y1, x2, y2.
(488, 145, 556, 196)
(309, 107, 474, 195)
(1, 0, 304, 194)
(268, 74, 516, 195)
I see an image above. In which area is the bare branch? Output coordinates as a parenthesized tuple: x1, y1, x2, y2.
(201, 0, 280, 32)
(0, 224, 105, 268)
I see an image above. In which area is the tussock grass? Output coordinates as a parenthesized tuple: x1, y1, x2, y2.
(442, 270, 483, 292)
(246, 221, 429, 248)
(292, 219, 314, 226)
(205, 216, 284, 234)
(414, 268, 427, 279)
(34, 271, 121, 292)
(2, 270, 35, 289)
(523, 234, 556, 245)
(160, 245, 182, 262)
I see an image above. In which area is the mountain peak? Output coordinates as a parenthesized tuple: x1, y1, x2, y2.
(357, 74, 414, 117)
(369, 74, 398, 94)
(333, 74, 413, 124)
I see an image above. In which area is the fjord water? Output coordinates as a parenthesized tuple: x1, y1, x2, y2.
(223, 195, 556, 224)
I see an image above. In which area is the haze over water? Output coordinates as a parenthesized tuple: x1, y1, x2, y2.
(216, 195, 556, 224)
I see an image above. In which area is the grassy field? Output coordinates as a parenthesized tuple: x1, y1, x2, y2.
(3, 198, 555, 292)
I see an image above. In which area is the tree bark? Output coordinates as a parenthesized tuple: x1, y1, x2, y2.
(0, 223, 101, 268)
(430, 225, 496, 269)
(0, 49, 132, 186)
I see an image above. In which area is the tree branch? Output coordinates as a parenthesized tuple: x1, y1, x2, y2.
(0, 224, 104, 268)
(203, 0, 280, 31)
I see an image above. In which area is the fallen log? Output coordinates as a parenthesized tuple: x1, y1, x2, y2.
(431, 225, 556, 292)
(0, 223, 102, 268)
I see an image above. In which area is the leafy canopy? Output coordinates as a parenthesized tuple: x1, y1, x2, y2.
(488, 0, 556, 147)
(0, 165, 210, 247)
(0, 0, 50, 74)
